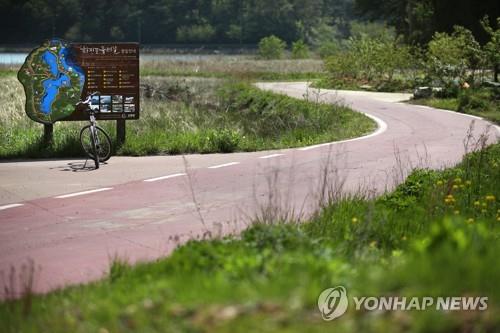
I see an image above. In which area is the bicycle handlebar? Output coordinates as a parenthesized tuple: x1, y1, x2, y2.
(76, 91, 100, 107)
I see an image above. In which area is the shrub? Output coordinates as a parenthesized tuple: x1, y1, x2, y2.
(426, 26, 485, 91)
(258, 35, 286, 59)
(291, 40, 310, 59)
(317, 41, 340, 59)
(323, 32, 416, 91)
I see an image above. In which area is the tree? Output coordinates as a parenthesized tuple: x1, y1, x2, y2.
(481, 16, 500, 82)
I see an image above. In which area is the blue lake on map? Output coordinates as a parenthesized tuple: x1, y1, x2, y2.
(40, 50, 71, 114)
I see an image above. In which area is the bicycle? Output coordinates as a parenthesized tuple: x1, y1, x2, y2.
(77, 92, 112, 169)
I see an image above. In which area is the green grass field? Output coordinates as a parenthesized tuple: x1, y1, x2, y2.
(1, 141, 499, 333)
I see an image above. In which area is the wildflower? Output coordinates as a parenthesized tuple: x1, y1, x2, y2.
(454, 177, 462, 184)
(460, 184, 465, 189)
(474, 201, 481, 207)
(454, 210, 460, 215)
(401, 236, 407, 241)
(467, 218, 475, 224)
(485, 195, 496, 202)
(482, 202, 487, 207)
(497, 216, 500, 222)
(369, 241, 377, 248)
(452, 185, 459, 190)
(465, 180, 472, 186)
(351, 217, 358, 224)
(444, 194, 455, 204)
(436, 180, 443, 186)
(481, 209, 487, 214)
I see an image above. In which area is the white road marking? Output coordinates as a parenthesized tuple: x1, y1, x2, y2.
(259, 153, 284, 159)
(55, 188, 113, 199)
(208, 162, 240, 169)
(0, 203, 24, 211)
(299, 112, 388, 151)
(144, 173, 186, 182)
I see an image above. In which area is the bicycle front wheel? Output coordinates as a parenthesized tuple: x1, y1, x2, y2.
(80, 125, 112, 163)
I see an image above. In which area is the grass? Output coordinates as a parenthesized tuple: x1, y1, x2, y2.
(411, 87, 500, 125)
(1, 136, 499, 332)
(140, 56, 324, 81)
(0, 75, 375, 159)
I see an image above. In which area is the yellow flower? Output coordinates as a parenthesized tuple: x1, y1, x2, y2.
(452, 185, 459, 190)
(482, 202, 487, 207)
(474, 201, 481, 206)
(351, 217, 358, 224)
(436, 180, 443, 186)
(454, 178, 462, 184)
(465, 180, 472, 186)
(497, 216, 500, 222)
(467, 218, 475, 224)
(485, 195, 496, 202)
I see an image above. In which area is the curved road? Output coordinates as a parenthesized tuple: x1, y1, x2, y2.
(0, 82, 498, 297)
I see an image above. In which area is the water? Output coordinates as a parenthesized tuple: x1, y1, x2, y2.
(0, 53, 27, 64)
(0, 52, 250, 65)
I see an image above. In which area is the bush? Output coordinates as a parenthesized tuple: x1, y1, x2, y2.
(291, 40, 310, 59)
(322, 32, 416, 91)
(258, 35, 286, 59)
(458, 88, 497, 113)
(426, 26, 485, 91)
(317, 41, 340, 59)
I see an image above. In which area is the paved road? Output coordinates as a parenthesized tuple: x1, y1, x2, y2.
(1, 82, 498, 297)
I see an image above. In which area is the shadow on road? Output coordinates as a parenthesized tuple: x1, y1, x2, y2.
(51, 160, 103, 172)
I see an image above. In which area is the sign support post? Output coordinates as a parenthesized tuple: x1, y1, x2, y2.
(116, 119, 126, 145)
(43, 124, 53, 144)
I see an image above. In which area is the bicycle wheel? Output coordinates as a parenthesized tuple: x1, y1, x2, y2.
(93, 126, 112, 162)
(79, 125, 99, 169)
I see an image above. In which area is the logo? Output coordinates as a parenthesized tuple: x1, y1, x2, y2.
(317, 286, 348, 321)
(317, 286, 488, 321)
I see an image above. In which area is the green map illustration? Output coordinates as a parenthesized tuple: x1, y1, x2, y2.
(18, 39, 86, 124)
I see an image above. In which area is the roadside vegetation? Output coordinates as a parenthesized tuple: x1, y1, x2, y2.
(0, 75, 374, 159)
(1, 134, 499, 332)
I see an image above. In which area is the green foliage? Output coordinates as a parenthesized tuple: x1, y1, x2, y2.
(426, 26, 485, 91)
(291, 40, 310, 59)
(176, 24, 216, 43)
(380, 169, 439, 211)
(481, 16, 500, 81)
(205, 128, 241, 153)
(355, 0, 499, 45)
(317, 41, 340, 59)
(322, 30, 416, 91)
(258, 35, 287, 60)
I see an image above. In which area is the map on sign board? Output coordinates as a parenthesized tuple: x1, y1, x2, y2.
(18, 39, 85, 124)
(18, 39, 140, 124)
